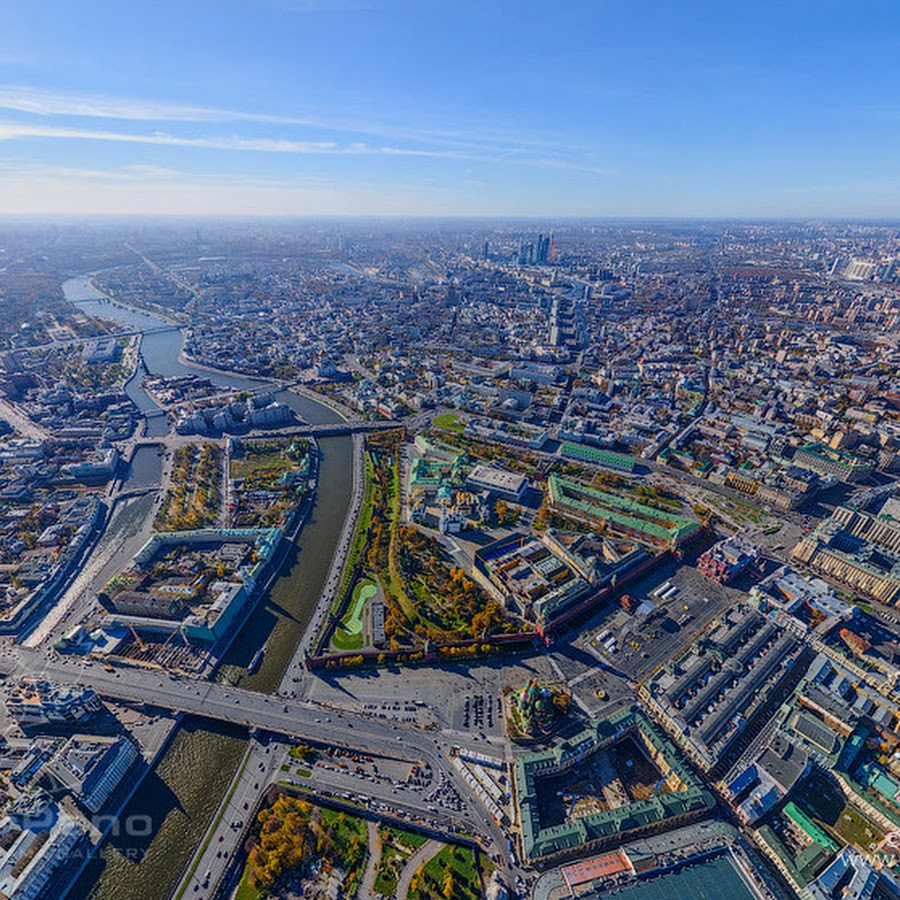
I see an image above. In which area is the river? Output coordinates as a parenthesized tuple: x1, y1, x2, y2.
(62, 277, 354, 899)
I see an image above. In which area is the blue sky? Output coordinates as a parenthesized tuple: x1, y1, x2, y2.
(1, 0, 899, 216)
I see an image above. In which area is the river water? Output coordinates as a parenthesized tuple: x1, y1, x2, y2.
(62, 277, 353, 899)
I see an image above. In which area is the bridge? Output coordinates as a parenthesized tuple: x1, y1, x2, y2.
(271, 420, 399, 438)
(113, 486, 158, 502)
(5, 649, 430, 757)
(126, 419, 398, 448)
(0, 648, 504, 845)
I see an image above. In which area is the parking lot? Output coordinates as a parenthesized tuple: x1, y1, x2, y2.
(425, 771, 466, 813)
(304, 653, 561, 740)
(551, 556, 746, 688)
(453, 691, 502, 737)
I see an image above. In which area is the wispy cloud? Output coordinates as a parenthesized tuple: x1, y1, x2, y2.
(0, 120, 614, 175)
(0, 120, 475, 158)
(0, 85, 324, 127)
(0, 83, 621, 182)
(0, 164, 475, 216)
(0, 162, 187, 182)
(0, 122, 341, 153)
(0, 84, 615, 163)
(0, 162, 357, 192)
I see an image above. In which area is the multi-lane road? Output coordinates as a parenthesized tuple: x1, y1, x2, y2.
(0, 645, 518, 892)
(179, 738, 284, 898)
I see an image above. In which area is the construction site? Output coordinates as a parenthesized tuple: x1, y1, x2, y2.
(537, 733, 675, 828)
(514, 706, 715, 862)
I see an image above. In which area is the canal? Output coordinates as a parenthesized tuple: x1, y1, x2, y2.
(63, 277, 354, 899)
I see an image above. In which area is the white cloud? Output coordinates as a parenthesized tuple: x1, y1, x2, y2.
(2, 163, 186, 182)
(0, 85, 324, 126)
(0, 170, 469, 216)
(0, 122, 340, 153)
(0, 121, 615, 177)
(0, 85, 610, 161)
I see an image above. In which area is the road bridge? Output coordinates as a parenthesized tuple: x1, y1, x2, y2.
(113, 486, 158, 501)
(0, 648, 512, 864)
(5, 649, 429, 756)
(125, 419, 397, 449)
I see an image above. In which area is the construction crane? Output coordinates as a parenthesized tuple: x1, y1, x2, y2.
(156, 623, 188, 659)
(128, 624, 146, 652)
(652, 776, 668, 797)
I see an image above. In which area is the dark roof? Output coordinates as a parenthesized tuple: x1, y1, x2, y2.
(756, 733, 809, 794)
(793, 713, 840, 756)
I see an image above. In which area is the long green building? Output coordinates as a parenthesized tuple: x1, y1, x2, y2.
(547, 475, 700, 549)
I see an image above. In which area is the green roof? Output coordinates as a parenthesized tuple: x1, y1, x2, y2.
(783, 802, 840, 854)
(547, 474, 699, 546)
(514, 706, 713, 861)
(797, 443, 871, 471)
(560, 442, 636, 471)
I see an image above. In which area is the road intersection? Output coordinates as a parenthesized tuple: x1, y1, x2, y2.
(0, 643, 522, 895)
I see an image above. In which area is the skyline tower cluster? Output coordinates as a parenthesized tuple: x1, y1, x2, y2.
(518, 232, 556, 266)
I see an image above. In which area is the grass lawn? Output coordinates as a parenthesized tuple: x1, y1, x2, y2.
(239, 795, 368, 898)
(729, 498, 764, 522)
(410, 844, 481, 900)
(797, 769, 884, 850)
(374, 844, 407, 896)
(382, 826, 429, 851)
(834, 805, 883, 849)
(235, 868, 264, 900)
(319, 807, 368, 894)
(331, 580, 376, 651)
(321, 806, 367, 846)
(230, 453, 295, 480)
(433, 412, 464, 433)
(375, 826, 430, 896)
(331, 625, 362, 652)
(229, 437, 308, 480)
(336, 453, 375, 600)
(155, 442, 222, 531)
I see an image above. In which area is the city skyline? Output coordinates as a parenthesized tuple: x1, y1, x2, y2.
(3, 0, 900, 217)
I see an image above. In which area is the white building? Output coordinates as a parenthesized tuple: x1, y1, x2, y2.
(0, 792, 87, 900)
(5, 680, 103, 729)
(465, 465, 528, 502)
(43, 735, 139, 813)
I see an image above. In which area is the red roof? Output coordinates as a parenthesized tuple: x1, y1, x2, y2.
(562, 849, 632, 888)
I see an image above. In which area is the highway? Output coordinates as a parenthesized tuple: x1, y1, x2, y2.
(185, 727, 498, 900)
(0, 397, 528, 894)
(0, 646, 517, 889)
(178, 737, 285, 899)
(118, 418, 393, 459)
(12, 649, 416, 748)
